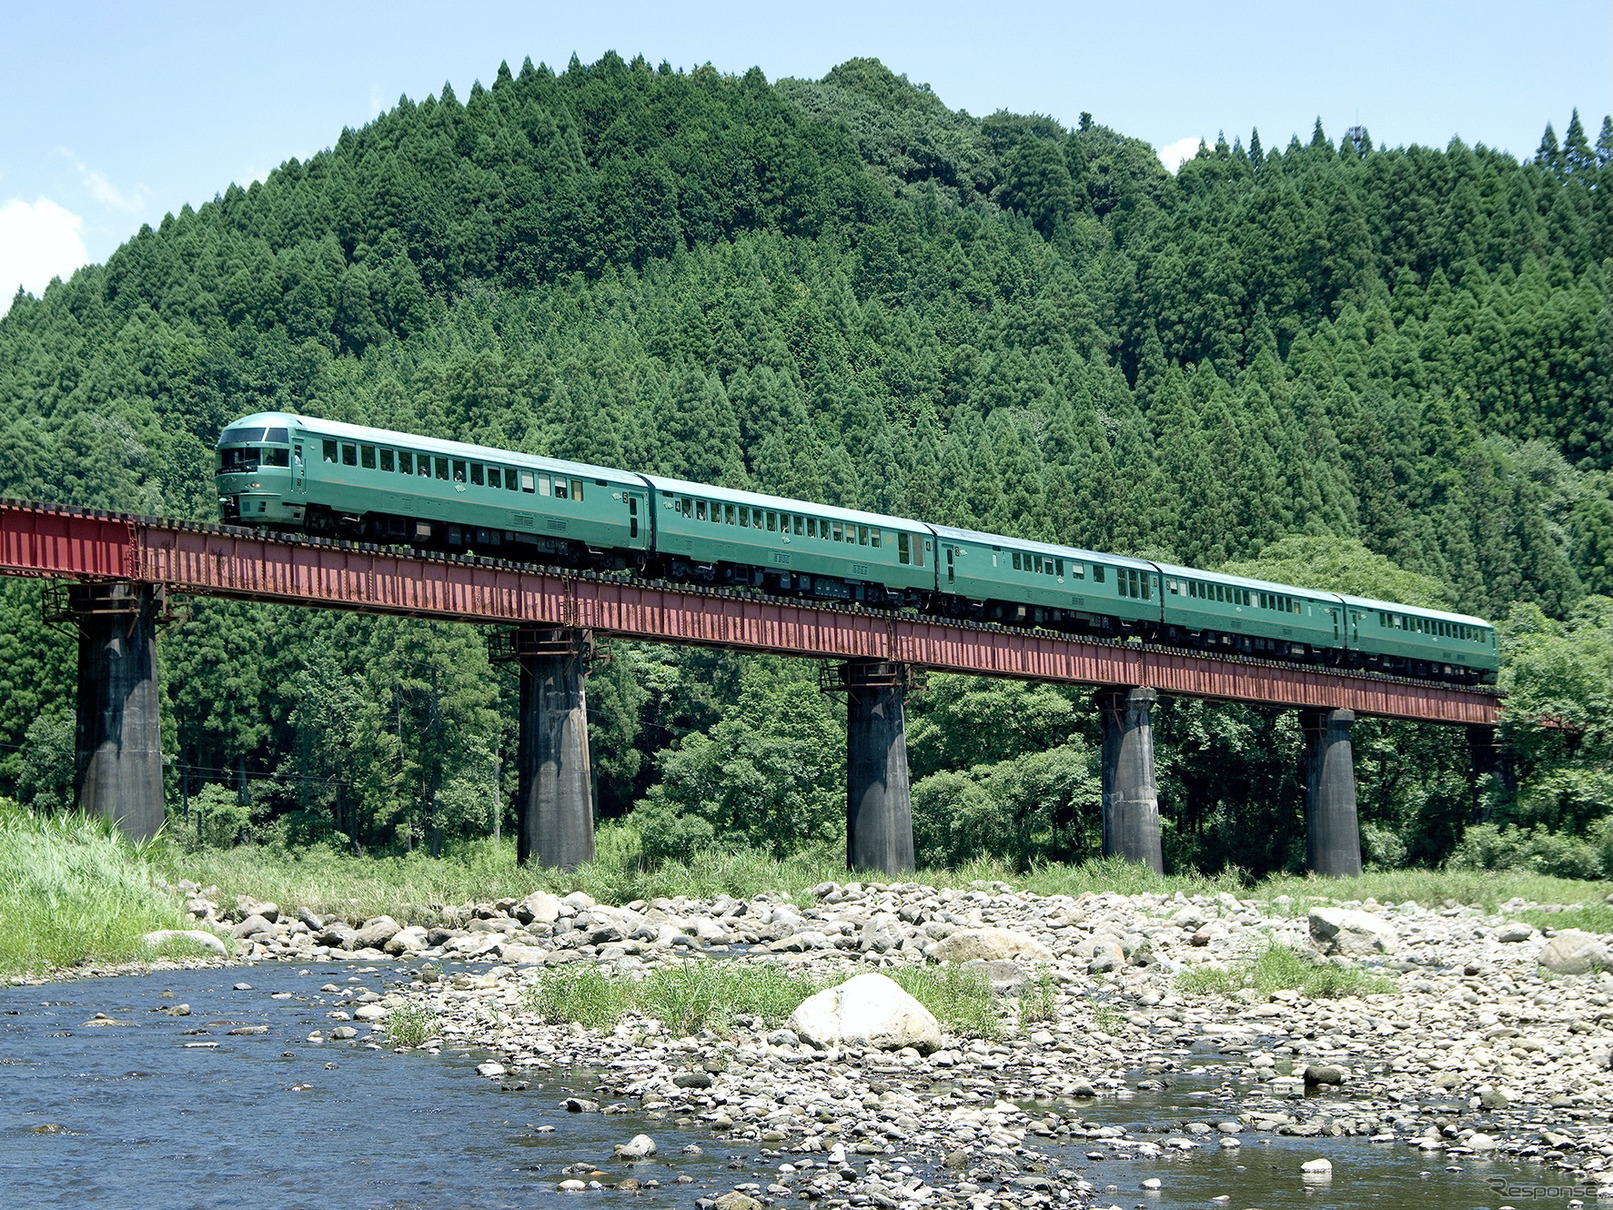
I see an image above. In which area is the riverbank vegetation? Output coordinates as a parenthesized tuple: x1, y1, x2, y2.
(3, 801, 1607, 977)
(0, 55, 1607, 883)
(1174, 941, 1399, 999)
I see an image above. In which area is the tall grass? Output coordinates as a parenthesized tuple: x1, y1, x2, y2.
(0, 802, 203, 978)
(1256, 868, 1609, 915)
(888, 963, 1003, 1040)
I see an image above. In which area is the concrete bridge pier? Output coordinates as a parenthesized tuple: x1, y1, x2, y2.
(1467, 724, 1502, 823)
(511, 628, 595, 871)
(841, 660, 915, 875)
(1098, 686, 1163, 873)
(70, 581, 165, 842)
(1301, 707, 1363, 876)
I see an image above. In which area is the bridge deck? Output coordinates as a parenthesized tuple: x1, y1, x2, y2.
(0, 500, 1501, 725)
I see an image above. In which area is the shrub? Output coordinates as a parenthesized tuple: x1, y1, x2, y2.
(1446, 823, 1607, 880)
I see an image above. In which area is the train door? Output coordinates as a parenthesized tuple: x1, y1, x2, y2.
(628, 494, 639, 540)
(292, 443, 306, 493)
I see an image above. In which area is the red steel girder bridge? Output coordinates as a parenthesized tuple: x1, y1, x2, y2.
(0, 500, 1499, 725)
(0, 499, 1504, 875)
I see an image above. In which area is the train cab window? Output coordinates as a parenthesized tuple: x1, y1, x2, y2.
(380, 449, 395, 472)
(832, 521, 844, 542)
(898, 533, 911, 564)
(793, 516, 804, 536)
(361, 446, 376, 469)
(470, 464, 483, 486)
(555, 479, 569, 500)
(264, 427, 288, 444)
(262, 448, 290, 467)
(323, 439, 338, 463)
(342, 443, 358, 466)
(520, 470, 535, 493)
(725, 504, 737, 525)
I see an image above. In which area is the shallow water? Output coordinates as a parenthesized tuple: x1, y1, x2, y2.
(0, 971, 1555, 1210)
(0, 963, 740, 1209)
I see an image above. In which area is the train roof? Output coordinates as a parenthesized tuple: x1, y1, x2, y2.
(1150, 561, 1343, 600)
(926, 524, 1157, 571)
(1339, 594, 1492, 628)
(219, 412, 636, 484)
(639, 474, 931, 531)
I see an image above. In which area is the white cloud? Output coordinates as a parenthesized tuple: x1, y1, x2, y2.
(78, 164, 144, 213)
(1157, 136, 1205, 174)
(0, 198, 90, 313)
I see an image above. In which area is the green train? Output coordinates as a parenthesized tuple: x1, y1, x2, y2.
(214, 412, 1498, 684)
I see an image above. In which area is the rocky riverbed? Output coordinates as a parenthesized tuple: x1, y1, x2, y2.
(84, 879, 1613, 1205)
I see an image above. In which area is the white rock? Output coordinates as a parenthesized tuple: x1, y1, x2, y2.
(517, 891, 562, 924)
(353, 1003, 389, 1022)
(475, 1061, 506, 1078)
(1308, 907, 1398, 956)
(925, 928, 1053, 963)
(1540, 929, 1611, 975)
(1300, 1158, 1332, 1179)
(1493, 920, 1536, 943)
(384, 925, 429, 955)
(787, 972, 943, 1053)
(613, 1134, 657, 1160)
(141, 929, 228, 957)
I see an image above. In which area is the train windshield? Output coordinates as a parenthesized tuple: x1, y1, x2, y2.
(219, 426, 265, 445)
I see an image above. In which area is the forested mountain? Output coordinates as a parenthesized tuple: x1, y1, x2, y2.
(1, 54, 1608, 875)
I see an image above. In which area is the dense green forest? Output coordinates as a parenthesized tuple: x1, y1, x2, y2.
(1, 55, 1608, 876)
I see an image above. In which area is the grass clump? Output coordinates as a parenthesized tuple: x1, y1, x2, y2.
(384, 1001, 439, 1048)
(1255, 868, 1608, 915)
(520, 962, 822, 1035)
(1017, 966, 1059, 1027)
(889, 963, 1002, 1040)
(1176, 941, 1397, 1000)
(0, 802, 193, 977)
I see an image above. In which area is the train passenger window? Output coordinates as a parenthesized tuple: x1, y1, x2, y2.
(1092, 565, 1104, 583)
(752, 508, 763, 529)
(767, 512, 777, 532)
(361, 446, 376, 469)
(451, 460, 465, 482)
(484, 466, 499, 489)
(794, 516, 804, 536)
(429, 457, 445, 480)
(1142, 574, 1151, 600)
(858, 525, 868, 546)
(555, 479, 569, 500)
(1072, 563, 1084, 579)
(725, 504, 736, 524)
(520, 471, 535, 493)
(870, 528, 880, 548)
(342, 443, 357, 466)
(832, 521, 844, 542)
(696, 501, 707, 521)
(571, 479, 583, 501)
(1053, 559, 1062, 577)
(1012, 552, 1021, 570)
(537, 475, 550, 496)
(505, 468, 518, 491)
(323, 439, 338, 463)
(397, 451, 412, 474)
(898, 533, 911, 564)
(470, 464, 483, 486)
(380, 449, 394, 473)
(738, 508, 748, 528)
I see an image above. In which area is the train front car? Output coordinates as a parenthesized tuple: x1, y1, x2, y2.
(215, 411, 305, 526)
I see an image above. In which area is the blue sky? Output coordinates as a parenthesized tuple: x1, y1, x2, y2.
(3, 0, 1608, 309)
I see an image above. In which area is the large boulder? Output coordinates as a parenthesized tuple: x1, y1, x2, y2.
(859, 912, 905, 954)
(1308, 907, 1398, 957)
(925, 928, 1053, 964)
(513, 891, 562, 925)
(231, 914, 274, 939)
(1540, 929, 1611, 975)
(352, 915, 402, 950)
(383, 926, 430, 956)
(787, 973, 943, 1054)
